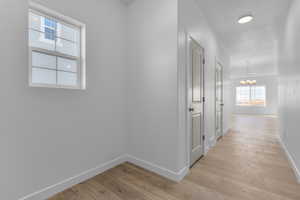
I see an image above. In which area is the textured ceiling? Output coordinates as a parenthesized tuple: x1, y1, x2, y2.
(196, 0, 292, 78)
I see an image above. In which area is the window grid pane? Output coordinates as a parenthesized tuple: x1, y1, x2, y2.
(29, 10, 81, 88)
(236, 86, 266, 106)
(57, 23, 80, 43)
(32, 51, 56, 69)
(31, 51, 78, 86)
(29, 16, 80, 58)
(32, 67, 56, 85)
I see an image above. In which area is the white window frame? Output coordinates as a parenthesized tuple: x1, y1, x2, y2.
(28, 2, 86, 90)
(236, 85, 267, 107)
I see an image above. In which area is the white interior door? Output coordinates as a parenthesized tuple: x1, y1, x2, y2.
(215, 62, 224, 140)
(188, 38, 205, 167)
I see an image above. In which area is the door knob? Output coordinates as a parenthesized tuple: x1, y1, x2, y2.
(189, 107, 195, 112)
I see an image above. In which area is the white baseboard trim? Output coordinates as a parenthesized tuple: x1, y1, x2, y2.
(209, 136, 216, 148)
(126, 155, 189, 182)
(223, 128, 231, 136)
(19, 154, 190, 200)
(203, 133, 210, 155)
(204, 144, 210, 155)
(278, 137, 300, 183)
(19, 155, 127, 200)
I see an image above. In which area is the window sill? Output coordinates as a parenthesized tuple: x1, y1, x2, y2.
(29, 83, 85, 90)
(236, 105, 266, 108)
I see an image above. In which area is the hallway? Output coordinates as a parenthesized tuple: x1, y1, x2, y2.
(50, 115, 300, 200)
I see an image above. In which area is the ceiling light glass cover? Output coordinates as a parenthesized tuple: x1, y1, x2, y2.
(238, 15, 254, 24)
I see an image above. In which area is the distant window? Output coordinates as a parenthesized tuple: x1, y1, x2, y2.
(236, 86, 266, 106)
(28, 6, 85, 89)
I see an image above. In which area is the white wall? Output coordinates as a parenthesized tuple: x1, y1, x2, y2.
(178, 0, 232, 168)
(126, 0, 233, 176)
(1, 0, 127, 199)
(278, 0, 300, 178)
(232, 76, 278, 115)
(219, 47, 233, 134)
(5, 0, 234, 198)
(126, 0, 180, 172)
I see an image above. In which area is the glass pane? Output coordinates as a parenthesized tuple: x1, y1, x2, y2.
(32, 52, 56, 69)
(44, 18, 57, 29)
(32, 68, 56, 85)
(44, 18, 57, 41)
(29, 29, 55, 51)
(57, 23, 80, 42)
(56, 38, 79, 57)
(57, 57, 77, 72)
(29, 12, 43, 31)
(57, 71, 77, 86)
(236, 86, 250, 106)
(45, 28, 56, 40)
(251, 86, 266, 106)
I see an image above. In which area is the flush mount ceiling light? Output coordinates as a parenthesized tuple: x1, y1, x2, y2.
(238, 15, 254, 24)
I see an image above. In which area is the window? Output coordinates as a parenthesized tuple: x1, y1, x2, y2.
(28, 5, 85, 89)
(236, 86, 266, 106)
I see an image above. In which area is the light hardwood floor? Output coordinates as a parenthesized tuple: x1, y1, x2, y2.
(49, 115, 300, 200)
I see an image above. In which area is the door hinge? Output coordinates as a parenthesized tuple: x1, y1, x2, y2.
(203, 58, 205, 65)
(203, 135, 206, 141)
(203, 97, 206, 103)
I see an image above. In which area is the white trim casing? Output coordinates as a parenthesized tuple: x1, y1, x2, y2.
(126, 155, 189, 182)
(214, 58, 224, 141)
(186, 34, 206, 167)
(28, 1, 86, 90)
(29, 1, 85, 29)
(278, 137, 300, 183)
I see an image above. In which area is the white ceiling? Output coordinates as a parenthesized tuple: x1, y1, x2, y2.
(120, 0, 136, 6)
(196, 0, 292, 78)
(120, 0, 292, 78)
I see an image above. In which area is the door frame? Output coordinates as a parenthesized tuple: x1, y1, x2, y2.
(214, 58, 224, 140)
(186, 35, 206, 167)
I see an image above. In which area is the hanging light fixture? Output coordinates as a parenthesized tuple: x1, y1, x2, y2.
(240, 61, 257, 85)
(240, 79, 256, 85)
(240, 80, 247, 85)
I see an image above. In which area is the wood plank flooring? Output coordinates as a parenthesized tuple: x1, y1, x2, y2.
(49, 115, 300, 200)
